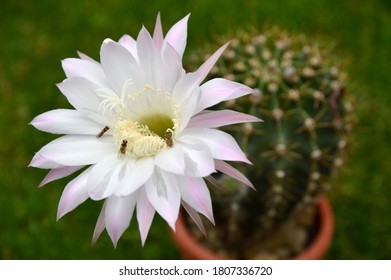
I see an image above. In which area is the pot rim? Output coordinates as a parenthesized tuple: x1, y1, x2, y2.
(171, 196, 334, 260)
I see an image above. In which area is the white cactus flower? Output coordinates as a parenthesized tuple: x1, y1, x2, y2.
(29, 13, 261, 246)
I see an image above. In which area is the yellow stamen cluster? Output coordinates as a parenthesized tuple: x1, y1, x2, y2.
(114, 119, 166, 158)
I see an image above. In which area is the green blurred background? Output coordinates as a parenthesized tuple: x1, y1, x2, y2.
(0, 0, 390, 259)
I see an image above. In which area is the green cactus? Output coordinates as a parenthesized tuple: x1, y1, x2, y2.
(186, 27, 355, 259)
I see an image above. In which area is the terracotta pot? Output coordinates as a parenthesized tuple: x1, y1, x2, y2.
(171, 196, 334, 260)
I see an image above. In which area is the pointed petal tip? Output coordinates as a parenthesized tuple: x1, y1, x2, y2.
(55, 82, 64, 91)
(91, 231, 103, 247)
(169, 223, 177, 232)
(166, 216, 177, 232)
(108, 231, 120, 248)
(28, 153, 40, 168)
(56, 212, 63, 222)
(140, 235, 148, 247)
(56, 203, 69, 221)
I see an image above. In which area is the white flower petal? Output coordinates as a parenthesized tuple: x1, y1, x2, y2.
(171, 78, 199, 134)
(137, 188, 156, 246)
(62, 58, 110, 88)
(152, 12, 164, 50)
(100, 39, 141, 93)
(116, 157, 154, 196)
(172, 42, 228, 106)
(39, 165, 83, 188)
(161, 42, 184, 90)
(88, 155, 123, 200)
(105, 193, 137, 247)
(145, 168, 180, 230)
(137, 27, 163, 88)
(30, 109, 105, 135)
(92, 201, 106, 245)
(188, 109, 262, 128)
(57, 167, 91, 220)
(154, 145, 185, 175)
(172, 43, 230, 127)
(194, 42, 230, 85)
(172, 71, 199, 105)
(214, 159, 255, 189)
(57, 77, 101, 113)
(179, 176, 214, 223)
(177, 137, 215, 177)
(37, 135, 116, 166)
(182, 128, 251, 164)
(77, 51, 99, 64)
(181, 201, 207, 236)
(118, 35, 138, 60)
(163, 13, 190, 58)
(196, 78, 255, 114)
(29, 153, 64, 169)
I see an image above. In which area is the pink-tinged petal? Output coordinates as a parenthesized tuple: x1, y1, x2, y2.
(196, 78, 255, 113)
(61, 58, 110, 88)
(56, 167, 91, 220)
(37, 135, 116, 166)
(29, 153, 63, 169)
(188, 109, 262, 128)
(163, 14, 190, 58)
(30, 109, 105, 135)
(39, 165, 83, 188)
(145, 168, 180, 230)
(172, 42, 229, 106)
(116, 157, 154, 196)
(179, 176, 214, 224)
(173, 43, 228, 104)
(118, 35, 138, 60)
(181, 200, 207, 237)
(215, 160, 255, 190)
(105, 194, 137, 247)
(172, 70, 199, 105)
(161, 42, 184, 90)
(154, 145, 185, 175)
(136, 27, 163, 87)
(92, 201, 106, 245)
(176, 137, 215, 177)
(137, 188, 156, 246)
(87, 155, 123, 200)
(100, 39, 141, 93)
(182, 128, 251, 164)
(175, 84, 199, 133)
(77, 51, 99, 64)
(172, 42, 229, 118)
(195, 42, 230, 84)
(152, 12, 164, 50)
(205, 175, 228, 192)
(57, 77, 101, 113)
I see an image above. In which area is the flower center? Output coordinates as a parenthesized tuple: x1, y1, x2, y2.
(113, 115, 174, 158)
(97, 82, 180, 158)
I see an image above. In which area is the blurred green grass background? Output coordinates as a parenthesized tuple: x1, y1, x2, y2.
(0, 0, 390, 259)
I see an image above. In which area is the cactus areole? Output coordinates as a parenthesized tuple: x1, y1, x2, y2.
(185, 28, 354, 259)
